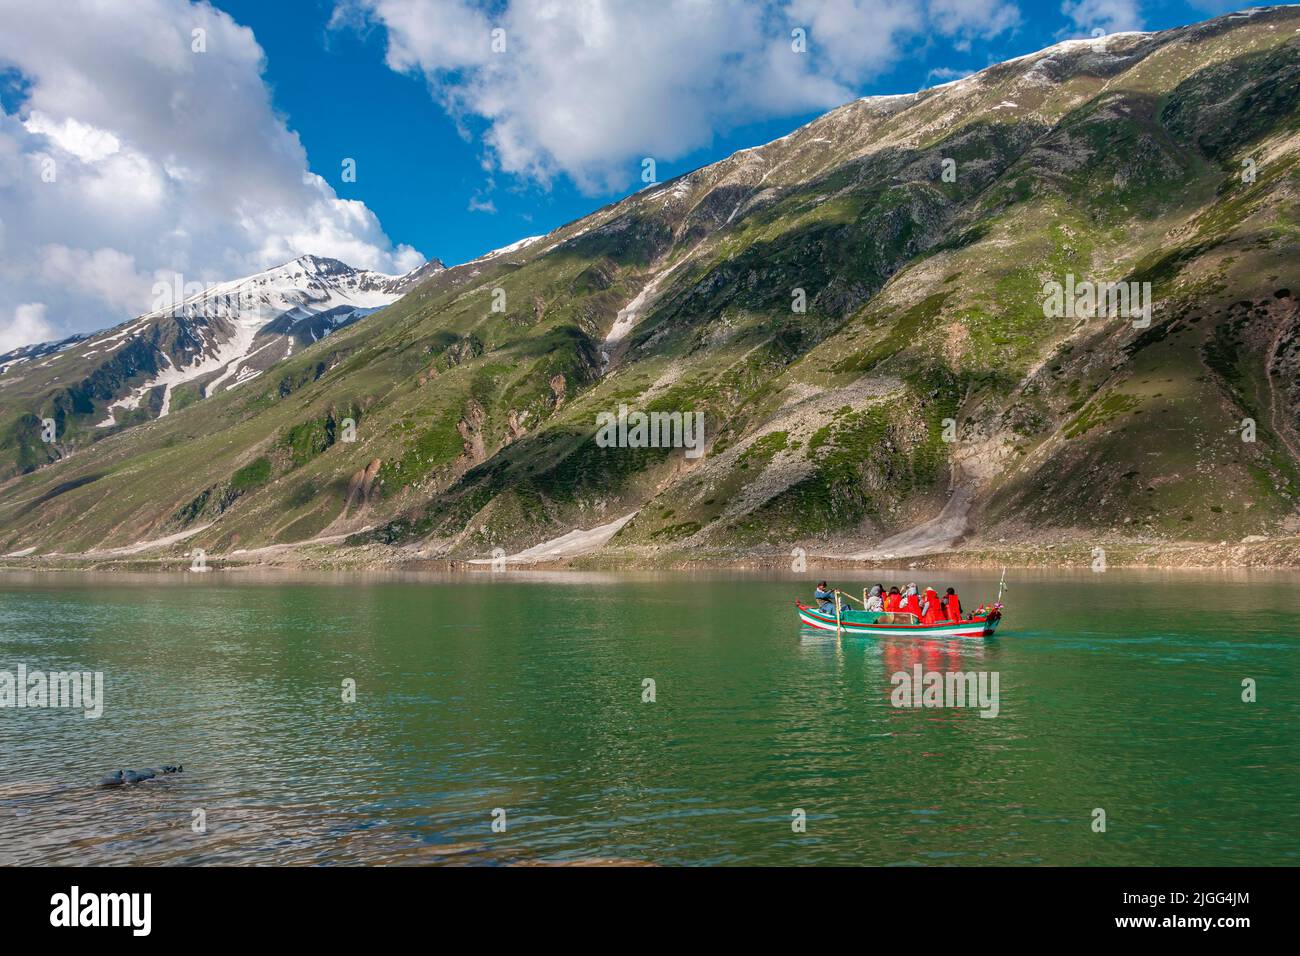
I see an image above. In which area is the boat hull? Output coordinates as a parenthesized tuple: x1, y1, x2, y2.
(796, 603, 1000, 639)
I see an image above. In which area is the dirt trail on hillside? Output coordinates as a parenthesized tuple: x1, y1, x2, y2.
(468, 512, 638, 565)
(76, 524, 212, 558)
(839, 482, 975, 560)
(7, 523, 209, 560)
(15, 524, 371, 563)
(227, 528, 374, 559)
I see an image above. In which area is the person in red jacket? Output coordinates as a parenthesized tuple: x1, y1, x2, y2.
(920, 587, 942, 625)
(900, 584, 921, 617)
(884, 587, 902, 612)
(943, 587, 962, 622)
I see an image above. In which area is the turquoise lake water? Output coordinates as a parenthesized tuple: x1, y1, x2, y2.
(0, 568, 1295, 865)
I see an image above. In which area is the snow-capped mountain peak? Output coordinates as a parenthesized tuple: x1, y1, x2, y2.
(0, 254, 445, 432)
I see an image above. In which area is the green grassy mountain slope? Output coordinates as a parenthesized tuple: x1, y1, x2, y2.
(2, 7, 1298, 566)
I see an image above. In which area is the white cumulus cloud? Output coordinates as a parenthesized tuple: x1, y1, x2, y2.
(930, 0, 1023, 51)
(0, 304, 55, 354)
(337, 0, 1023, 194)
(0, 0, 422, 351)
(1060, 0, 1145, 36)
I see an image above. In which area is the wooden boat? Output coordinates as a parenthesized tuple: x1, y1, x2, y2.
(795, 602, 1001, 639)
(797, 571, 1006, 640)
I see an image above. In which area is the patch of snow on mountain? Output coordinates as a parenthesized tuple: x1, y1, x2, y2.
(478, 235, 543, 260)
(94, 255, 411, 427)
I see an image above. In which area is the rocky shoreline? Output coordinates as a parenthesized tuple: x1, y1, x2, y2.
(4, 534, 1299, 574)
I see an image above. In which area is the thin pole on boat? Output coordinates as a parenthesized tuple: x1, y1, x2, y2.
(997, 567, 1007, 604)
(835, 592, 843, 635)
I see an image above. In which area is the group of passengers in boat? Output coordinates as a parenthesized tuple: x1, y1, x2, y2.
(814, 581, 964, 624)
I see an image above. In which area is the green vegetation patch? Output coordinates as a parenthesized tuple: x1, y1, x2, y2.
(1063, 392, 1140, 439)
(230, 456, 272, 491)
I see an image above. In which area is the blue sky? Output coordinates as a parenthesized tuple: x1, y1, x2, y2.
(0, 0, 1253, 348)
